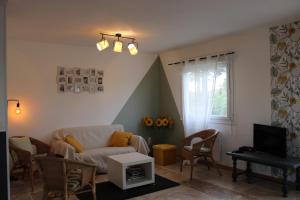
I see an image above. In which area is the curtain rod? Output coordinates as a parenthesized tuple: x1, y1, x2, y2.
(167, 51, 235, 66)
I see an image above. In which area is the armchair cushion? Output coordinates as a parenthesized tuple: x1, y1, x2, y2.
(184, 146, 211, 152)
(10, 136, 34, 154)
(190, 137, 203, 146)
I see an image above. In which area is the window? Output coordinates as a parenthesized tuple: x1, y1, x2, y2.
(211, 61, 232, 119)
(182, 55, 233, 135)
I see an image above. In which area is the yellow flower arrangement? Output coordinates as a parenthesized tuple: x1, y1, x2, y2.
(143, 116, 174, 128)
(144, 116, 154, 127)
(155, 118, 163, 127)
(162, 118, 169, 127)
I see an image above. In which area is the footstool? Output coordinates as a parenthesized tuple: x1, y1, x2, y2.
(153, 144, 176, 166)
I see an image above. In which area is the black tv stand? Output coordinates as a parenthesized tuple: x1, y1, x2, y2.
(227, 151, 300, 197)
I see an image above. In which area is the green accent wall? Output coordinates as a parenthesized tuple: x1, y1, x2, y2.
(113, 57, 184, 148)
(113, 58, 161, 141)
(159, 63, 185, 147)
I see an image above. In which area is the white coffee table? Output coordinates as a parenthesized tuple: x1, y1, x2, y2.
(107, 152, 155, 190)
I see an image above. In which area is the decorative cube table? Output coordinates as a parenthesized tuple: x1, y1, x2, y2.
(153, 144, 177, 166)
(107, 152, 155, 190)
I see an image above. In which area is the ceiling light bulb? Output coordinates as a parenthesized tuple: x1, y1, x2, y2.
(15, 103, 21, 115)
(15, 107, 21, 115)
(113, 40, 123, 53)
(96, 39, 109, 51)
(128, 43, 138, 55)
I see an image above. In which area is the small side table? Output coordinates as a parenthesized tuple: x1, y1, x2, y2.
(107, 152, 154, 190)
(153, 144, 176, 166)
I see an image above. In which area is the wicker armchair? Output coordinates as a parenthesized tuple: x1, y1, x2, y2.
(37, 157, 96, 200)
(180, 129, 222, 179)
(9, 136, 50, 192)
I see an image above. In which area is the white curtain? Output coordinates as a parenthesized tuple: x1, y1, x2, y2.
(182, 58, 217, 136)
(182, 54, 233, 136)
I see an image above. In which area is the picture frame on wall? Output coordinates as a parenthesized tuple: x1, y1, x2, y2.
(89, 77, 96, 84)
(57, 66, 65, 76)
(89, 84, 96, 93)
(74, 84, 81, 93)
(66, 84, 74, 92)
(81, 85, 90, 92)
(97, 85, 104, 92)
(97, 70, 104, 77)
(90, 68, 96, 76)
(57, 76, 67, 84)
(73, 68, 81, 76)
(67, 76, 73, 84)
(80, 69, 89, 76)
(97, 77, 103, 85)
(74, 76, 82, 84)
(83, 76, 89, 84)
(57, 66, 104, 93)
(58, 84, 66, 93)
(66, 68, 74, 75)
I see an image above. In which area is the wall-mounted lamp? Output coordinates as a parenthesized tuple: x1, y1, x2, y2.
(97, 33, 139, 55)
(7, 99, 21, 115)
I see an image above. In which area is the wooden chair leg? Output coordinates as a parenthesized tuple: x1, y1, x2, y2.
(92, 187, 96, 200)
(190, 158, 194, 180)
(29, 167, 34, 192)
(204, 156, 210, 170)
(42, 186, 48, 200)
(180, 157, 184, 172)
(209, 155, 222, 176)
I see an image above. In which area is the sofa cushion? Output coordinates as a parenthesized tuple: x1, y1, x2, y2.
(59, 124, 124, 150)
(110, 131, 133, 147)
(64, 135, 83, 153)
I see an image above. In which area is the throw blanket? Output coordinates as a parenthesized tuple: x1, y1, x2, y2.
(50, 132, 150, 172)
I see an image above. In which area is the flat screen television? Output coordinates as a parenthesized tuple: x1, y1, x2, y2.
(253, 124, 287, 158)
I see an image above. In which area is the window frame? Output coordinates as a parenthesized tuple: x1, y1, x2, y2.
(209, 60, 234, 124)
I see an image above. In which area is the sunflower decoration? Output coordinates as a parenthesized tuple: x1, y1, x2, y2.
(144, 116, 154, 127)
(162, 117, 169, 127)
(155, 118, 163, 127)
(168, 118, 175, 128)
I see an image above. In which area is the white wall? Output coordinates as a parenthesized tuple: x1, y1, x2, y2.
(7, 39, 157, 142)
(0, 2, 6, 132)
(160, 27, 271, 166)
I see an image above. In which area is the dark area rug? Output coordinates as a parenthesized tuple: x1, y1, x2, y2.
(77, 174, 179, 200)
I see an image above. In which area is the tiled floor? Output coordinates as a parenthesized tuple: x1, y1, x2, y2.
(11, 162, 300, 200)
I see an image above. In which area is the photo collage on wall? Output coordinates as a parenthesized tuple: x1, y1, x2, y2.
(57, 66, 104, 93)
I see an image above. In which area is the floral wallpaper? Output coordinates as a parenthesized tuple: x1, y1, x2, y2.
(270, 21, 300, 158)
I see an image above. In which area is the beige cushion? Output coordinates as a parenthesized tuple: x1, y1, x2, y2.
(10, 137, 34, 154)
(191, 137, 203, 146)
(184, 146, 211, 152)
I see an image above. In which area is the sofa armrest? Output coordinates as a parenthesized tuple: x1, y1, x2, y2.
(130, 135, 150, 155)
(50, 140, 76, 159)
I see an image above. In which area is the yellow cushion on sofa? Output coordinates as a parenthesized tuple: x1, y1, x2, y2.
(64, 135, 83, 153)
(110, 131, 133, 147)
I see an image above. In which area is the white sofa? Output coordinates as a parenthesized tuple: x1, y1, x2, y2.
(50, 124, 149, 172)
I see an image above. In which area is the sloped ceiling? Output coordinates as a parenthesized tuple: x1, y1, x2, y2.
(7, 0, 300, 52)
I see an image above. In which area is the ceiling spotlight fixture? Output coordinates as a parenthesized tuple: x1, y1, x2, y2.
(96, 33, 138, 55)
(128, 40, 138, 55)
(113, 33, 123, 53)
(96, 34, 109, 51)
